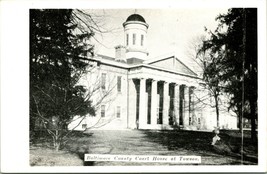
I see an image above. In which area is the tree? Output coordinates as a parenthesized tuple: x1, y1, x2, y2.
(219, 8, 257, 142)
(30, 9, 96, 151)
(199, 8, 257, 142)
(188, 35, 225, 128)
(202, 53, 224, 128)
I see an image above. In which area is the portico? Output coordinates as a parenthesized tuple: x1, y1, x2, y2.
(127, 64, 199, 130)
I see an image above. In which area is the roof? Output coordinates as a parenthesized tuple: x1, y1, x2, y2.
(97, 54, 115, 61)
(126, 14, 146, 23)
(86, 54, 200, 79)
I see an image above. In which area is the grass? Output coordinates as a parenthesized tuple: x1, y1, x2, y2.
(30, 129, 258, 166)
(142, 129, 258, 164)
(30, 147, 83, 166)
(30, 130, 92, 166)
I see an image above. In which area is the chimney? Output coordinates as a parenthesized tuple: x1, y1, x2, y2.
(115, 45, 126, 62)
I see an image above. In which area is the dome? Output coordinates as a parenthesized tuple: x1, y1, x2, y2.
(126, 14, 146, 23)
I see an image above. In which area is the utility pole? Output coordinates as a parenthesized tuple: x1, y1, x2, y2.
(241, 7, 247, 165)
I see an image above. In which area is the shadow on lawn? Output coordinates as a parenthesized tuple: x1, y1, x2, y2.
(142, 129, 258, 164)
(64, 131, 96, 166)
(30, 130, 96, 166)
(143, 130, 214, 152)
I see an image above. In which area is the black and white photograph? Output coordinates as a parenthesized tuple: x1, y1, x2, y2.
(1, 0, 266, 173)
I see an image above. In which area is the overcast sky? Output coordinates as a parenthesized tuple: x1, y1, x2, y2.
(87, 9, 229, 62)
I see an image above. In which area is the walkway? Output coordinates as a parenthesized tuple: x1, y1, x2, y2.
(67, 130, 255, 165)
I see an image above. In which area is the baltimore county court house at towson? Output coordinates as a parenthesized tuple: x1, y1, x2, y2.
(68, 13, 238, 131)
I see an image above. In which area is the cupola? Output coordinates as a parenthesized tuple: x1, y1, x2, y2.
(123, 14, 149, 61)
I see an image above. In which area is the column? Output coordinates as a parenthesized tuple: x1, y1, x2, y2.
(151, 79, 158, 125)
(139, 78, 147, 129)
(183, 85, 190, 126)
(127, 79, 137, 129)
(163, 82, 170, 125)
(174, 84, 180, 126)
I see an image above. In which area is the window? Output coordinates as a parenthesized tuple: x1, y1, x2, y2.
(82, 124, 87, 129)
(198, 118, 201, 124)
(189, 117, 192, 125)
(126, 34, 129, 46)
(101, 105, 105, 117)
(101, 73, 106, 90)
(117, 76, 122, 92)
(189, 87, 195, 112)
(141, 34, 144, 46)
(133, 33, 136, 45)
(116, 106, 121, 118)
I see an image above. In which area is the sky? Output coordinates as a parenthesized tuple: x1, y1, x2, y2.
(86, 9, 229, 62)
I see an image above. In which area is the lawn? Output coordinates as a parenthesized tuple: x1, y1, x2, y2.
(30, 129, 257, 166)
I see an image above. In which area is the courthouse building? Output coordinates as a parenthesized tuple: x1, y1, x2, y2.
(68, 13, 237, 131)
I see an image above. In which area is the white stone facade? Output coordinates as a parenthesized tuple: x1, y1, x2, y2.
(68, 14, 237, 131)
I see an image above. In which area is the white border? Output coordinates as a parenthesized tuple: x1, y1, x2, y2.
(1, 0, 266, 173)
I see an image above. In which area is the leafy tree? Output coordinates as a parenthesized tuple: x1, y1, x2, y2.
(187, 35, 226, 129)
(30, 9, 96, 150)
(200, 8, 257, 142)
(198, 36, 226, 128)
(219, 8, 257, 142)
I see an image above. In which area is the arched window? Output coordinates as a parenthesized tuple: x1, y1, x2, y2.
(133, 33, 136, 45)
(126, 34, 129, 46)
(141, 34, 144, 46)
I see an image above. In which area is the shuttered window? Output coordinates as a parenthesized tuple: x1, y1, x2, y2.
(101, 73, 106, 90)
(117, 106, 121, 118)
(117, 76, 122, 92)
(101, 105, 105, 117)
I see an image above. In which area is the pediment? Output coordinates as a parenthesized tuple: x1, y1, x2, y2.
(146, 56, 197, 76)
